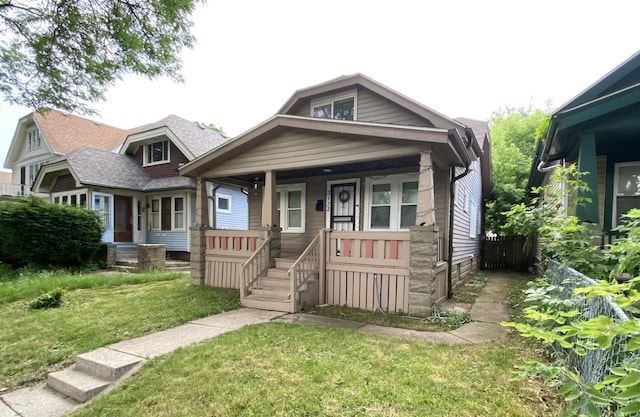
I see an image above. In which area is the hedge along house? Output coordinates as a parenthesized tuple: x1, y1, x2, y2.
(32, 115, 247, 256)
(529, 50, 640, 246)
(181, 74, 489, 316)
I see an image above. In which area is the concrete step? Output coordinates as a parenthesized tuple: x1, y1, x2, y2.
(241, 295, 292, 313)
(47, 368, 110, 403)
(76, 348, 143, 381)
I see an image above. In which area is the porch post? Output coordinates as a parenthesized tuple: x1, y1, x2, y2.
(576, 133, 599, 223)
(191, 177, 211, 286)
(416, 150, 436, 226)
(261, 171, 281, 261)
(210, 184, 217, 229)
(408, 225, 439, 317)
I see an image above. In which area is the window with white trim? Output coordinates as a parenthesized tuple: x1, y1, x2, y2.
(276, 184, 306, 233)
(469, 201, 478, 238)
(365, 175, 418, 231)
(144, 140, 170, 165)
(613, 162, 640, 227)
(53, 191, 87, 207)
(310, 91, 357, 121)
(92, 193, 112, 230)
(150, 195, 185, 231)
(28, 162, 45, 185)
(26, 128, 41, 151)
(216, 194, 232, 214)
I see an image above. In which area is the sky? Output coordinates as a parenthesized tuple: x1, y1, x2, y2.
(1, 0, 639, 173)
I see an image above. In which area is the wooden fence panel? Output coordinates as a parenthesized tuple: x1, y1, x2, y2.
(481, 235, 530, 272)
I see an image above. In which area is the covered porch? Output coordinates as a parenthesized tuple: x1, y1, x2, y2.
(183, 116, 473, 316)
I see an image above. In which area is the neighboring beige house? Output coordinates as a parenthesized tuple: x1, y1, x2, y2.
(181, 74, 491, 316)
(3, 109, 129, 196)
(0, 171, 12, 196)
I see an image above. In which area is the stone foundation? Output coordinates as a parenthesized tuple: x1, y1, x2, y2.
(137, 244, 166, 273)
(408, 225, 439, 317)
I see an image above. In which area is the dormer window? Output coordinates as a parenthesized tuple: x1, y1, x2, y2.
(26, 129, 41, 151)
(145, 140, 169, 165)
(311, 90, 356, 121)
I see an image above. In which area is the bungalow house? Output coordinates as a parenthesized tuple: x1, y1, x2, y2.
(528, 50, 640, 247)
(31, 115, 248, 256)
(180, 74, 490, 316)
(3, 109, 129, 197)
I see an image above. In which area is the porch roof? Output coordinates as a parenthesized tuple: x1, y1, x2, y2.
(180, 115, 471, 180)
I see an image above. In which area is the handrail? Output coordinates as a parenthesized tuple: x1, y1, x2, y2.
(240, 237, 271, 297)
(288, 233, 321, 311)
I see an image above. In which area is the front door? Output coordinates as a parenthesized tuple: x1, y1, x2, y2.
(114, 195, 133, 242)
(329, 181, 358, 231)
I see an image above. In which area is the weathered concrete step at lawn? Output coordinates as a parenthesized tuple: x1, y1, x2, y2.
(76, 348, 143, 381)
(47, 368, 110, 403)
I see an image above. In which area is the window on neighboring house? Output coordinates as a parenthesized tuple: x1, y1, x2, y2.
(311, 92, 356, 121)
(26, 129, 41, 151)
(365, 175, 419, 231)
(216, 194, 232, 213)
(613, 162, 640, 227)
(92, 193, 111, 229)
(150, 195, 186, 231)
(275, 184, 306, 233)
(145, 140, 169, 165)
(52, 191, 87, 207)
(137, 200, 142, 231)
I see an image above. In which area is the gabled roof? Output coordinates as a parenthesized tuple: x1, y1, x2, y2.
(278, 73, 466, 131)
(456, 117, 492, 198)
(455, 117, 490, 149)
(4, 109, 131, 169)
(122, 114, 228, 159)
(33, 147, 196, 193)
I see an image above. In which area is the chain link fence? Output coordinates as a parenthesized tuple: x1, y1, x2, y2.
(546, 260, 639, 415)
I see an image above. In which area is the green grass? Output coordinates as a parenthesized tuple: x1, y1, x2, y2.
(0, 272, 239, 389)
(71, 323, 558, 417)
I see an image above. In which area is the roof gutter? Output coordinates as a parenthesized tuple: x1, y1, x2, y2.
(447, 129, 473, 298)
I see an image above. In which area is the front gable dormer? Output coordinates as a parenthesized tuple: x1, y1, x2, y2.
(278, 73, 465, 131)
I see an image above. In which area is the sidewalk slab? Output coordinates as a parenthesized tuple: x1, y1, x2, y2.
(469, 301, 510, 324)
(191, 308, 285, 329)
(108, 323, 231, 358)
(1, 385, 78, 417)
(359, 324, 470, 344)
(474, 277, 511, 303)
(0, 400, 19, 417)
(449, 321, 508, 343)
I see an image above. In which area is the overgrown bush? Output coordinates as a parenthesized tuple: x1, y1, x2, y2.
(0, 197, 104, 268)
(28, 288, 63, 309)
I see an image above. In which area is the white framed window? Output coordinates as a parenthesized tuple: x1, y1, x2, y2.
(26, 128, 41, 151)
(613, 162, 640, 227)
(216, 193, 232, 214)
(53, 190, 87, 207)
(364, 174, 418, 231)
(150, 195, 185, 231)
(310, 90, 357, 121)
(276, 184, 306, 233)
(28, 161, 45, 185)
(144, 140, 170, 165)
(92, 192, 112, 230)
(469, 201, 478, 238)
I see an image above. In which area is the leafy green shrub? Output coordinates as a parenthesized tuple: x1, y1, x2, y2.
(28, 288, 63, 309)
(0, 197, 104, 268)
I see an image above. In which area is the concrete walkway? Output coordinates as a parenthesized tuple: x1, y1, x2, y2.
(0, 276, 511, 417)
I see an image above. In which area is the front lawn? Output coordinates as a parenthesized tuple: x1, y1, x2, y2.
(0, 271, 239, 390)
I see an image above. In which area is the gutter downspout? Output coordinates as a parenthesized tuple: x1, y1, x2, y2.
(447, 130, 473, 299)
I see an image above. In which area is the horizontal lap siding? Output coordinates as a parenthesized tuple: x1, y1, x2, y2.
(211, 129, 424, 175)
(451, 164, 483, 281)
(357, 88, 433, 127)
(147, 231, 188, 251)
(216, 186, 248, 230)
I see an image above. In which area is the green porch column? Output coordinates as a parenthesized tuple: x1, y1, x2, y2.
(576, 134, 600, 223)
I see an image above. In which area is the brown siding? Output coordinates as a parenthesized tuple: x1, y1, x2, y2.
(210, 129, 425, 176)
(293, 102, 310, 117)
(133, 140, 190, 179)
(357, 88, 434, 127)
(51, 174, 77, 192)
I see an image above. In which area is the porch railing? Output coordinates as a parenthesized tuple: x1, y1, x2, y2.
(205, 229, 261, 288)
(240, 237, 271, 297)
(289, 232, 320, 311)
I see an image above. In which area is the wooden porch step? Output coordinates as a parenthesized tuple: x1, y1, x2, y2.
(266, 267, 289, 279)
(258, 276, 290, 289)
(241, 294, 292, 313)
(251, 287, 290, 299)
(275, 258, 296, 269)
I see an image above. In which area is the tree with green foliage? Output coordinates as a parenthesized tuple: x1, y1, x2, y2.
(485, 107, 550, 233)
(0, 0, 202, 114)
